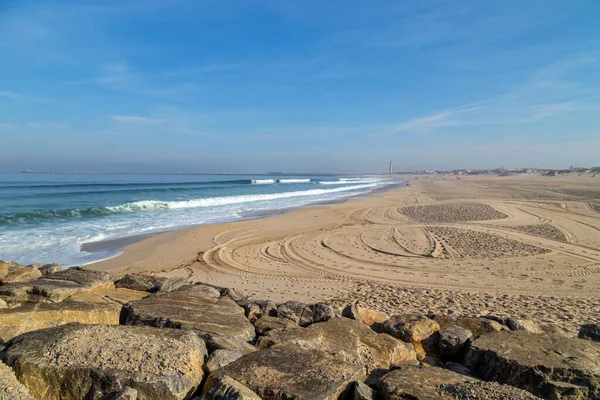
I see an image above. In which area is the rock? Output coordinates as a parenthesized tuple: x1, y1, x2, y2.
(205, 349, 245, 374)
(4, 323, 207, 400)
(45, 266, 114, 290)
(0, 260, 22, 280)
(454, 316, 503, 336)
(115, 274, 165, 292)
(375, 365, 539, 400)
(205, 342, 364, 400)
(0, 298, 7, 309)
(201, 376, 261, 400)
(221, 287, 246, 302)
(432, 314, 456, 331)
(240, 299, 277, 322)
(255, 317, 413, 372)
(578, 323, 600, 342)
(1, 267, 42, 284)
(540, 323, 568, 337)
(0, 360, 36, 399)
(206, 335, 258, 354)
(506, 318, 542, 333)
(100, 288, 149, 304)
(253, 315, 299, 336)
(342, 301, 389, 328)
(276, 301, 335, 327)
(157, 277, 192, 292)
(438, 381, 543, 399)
(38, 263, 62, 276)
(0, 301, 121, 343)
(439, 325, 473, 361)
(444, 362, 473, 376)
(121, 284, 255, 352)
(353, 381, 375, 400)
(465, 330, 600, 399)
(111, 387, 138, 400)
(383, 314, 440, 343)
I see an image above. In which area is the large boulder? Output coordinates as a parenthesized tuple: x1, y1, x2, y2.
(115, 274, 165, 292)
(4, 323, 207, 400)
(205, 349, 247, 374)
(157, 277, 192, 292)
(0, 360, 35, 400)
(0, 301, 121, 343)
(439, 325, 473, 361)
(1, 267, 42, 284)
(256, 317, 413, 372)
(382, 314, 440, 343)
(579, 323, 600, 342)
(454, 316, 503, 336)
(276, 301, 335, 327)
(253, 315, 299, 337)
(205, 342, 364, 400)
(121, 284, 255, 352)
(200, 376, 262, 400)
(38, 263, 62, 276)
(465, 330, 600, 399)
(0, 260, 23, 280)
(0, 267, 116, 304)
(374, 365, 540, 399)
(506, 318, 542, 334)
(342, 302, 389, 329)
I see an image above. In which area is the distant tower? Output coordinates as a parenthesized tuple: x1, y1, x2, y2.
(389, 161, 393, 174)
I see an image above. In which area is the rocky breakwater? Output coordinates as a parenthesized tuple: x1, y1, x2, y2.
(0, 261, 599, 399)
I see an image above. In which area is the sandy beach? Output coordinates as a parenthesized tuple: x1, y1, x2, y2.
(89, 174, 600, 335)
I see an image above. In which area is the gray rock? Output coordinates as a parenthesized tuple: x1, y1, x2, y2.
(201, 376, 261, 400)
(111, 387, 138, 400)
(439, 325, 473, 360)
(5, 323, 207, 400)
(115, 274, 165, 292)
(465, 330, 600, 399)
(121, 284, 255, 352)
(0, 359, 35, 400)
(506, 318, 542, 333)
(45, 266, 114, 289)
(253, 315, 299, 337)
(157, 277, 192, 292)
(454, 316, 503, 336)
(276, 301, 335, 327)
(353, 381, 375, 400)
(38, 263, 62, 276)
(205, 349, 245, 374)
(579, 323, 600, 342)
(205, 342, 364, 400)
(255, 317, 413, 372)
(0, 301, 121, 343)
(375, 365, 540, 400)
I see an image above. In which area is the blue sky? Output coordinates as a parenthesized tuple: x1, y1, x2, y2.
(1, 0, 599, 173)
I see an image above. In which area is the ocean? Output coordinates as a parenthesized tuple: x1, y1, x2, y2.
(0, 173, 396, 266)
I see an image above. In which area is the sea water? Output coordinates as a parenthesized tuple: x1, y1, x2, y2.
(0, 173, 395, 266)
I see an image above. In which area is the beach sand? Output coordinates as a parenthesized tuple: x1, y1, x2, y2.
(89, 173, 600, 335)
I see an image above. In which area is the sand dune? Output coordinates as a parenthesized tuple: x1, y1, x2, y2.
(90, 174, 600, 335)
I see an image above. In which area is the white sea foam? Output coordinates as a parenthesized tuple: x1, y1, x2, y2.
(251, 179, 276, 184)
(277, 179, 311, 183)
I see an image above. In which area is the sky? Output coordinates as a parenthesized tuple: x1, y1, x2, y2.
(1, 0, 599, 174)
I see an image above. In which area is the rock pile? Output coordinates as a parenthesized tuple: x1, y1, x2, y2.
(0, 262, 599, 399)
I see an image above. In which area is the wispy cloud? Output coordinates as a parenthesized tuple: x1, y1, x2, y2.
(0, 123, 21, 130)
(0, 90, 67, 104)
(109, 115, 161, 124)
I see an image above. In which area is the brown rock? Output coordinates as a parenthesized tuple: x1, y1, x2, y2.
(0, 297, 7, 309)
(454, 316, 503, 336)
(383, 314, 440, 343)
(45, 266, 114, 290)
(5, 323, 207, 400)
(253, 315, 299, 336)
(0, 260, 22, 280)
(201, 376, 261, 400)
(157, 277, 192, 292)
(439, 325, 473, 361)
(506, 318, 542, 333)
(0, 301, 121, 343)
(375, 365, 540, 400)
(0, 359, 35, 400)
(276, 301, 335, 327)
(205, 342, 364, 400)
(38, 263, 62, 276)
(465, 330, 600, 399)
(343, 302, 389, 328)
(111, 387, 138, 400)
(205, 349, 246, 374)
(353, 381, 375, 400)
(255, 317, 413, 372)
(121, 284, 255, 352)
(115, 274, 165, 292)
(1, 267, 42, 284)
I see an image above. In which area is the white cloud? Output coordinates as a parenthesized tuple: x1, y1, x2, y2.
(0, 90, 65, 104)
(109, 115, 161, 124)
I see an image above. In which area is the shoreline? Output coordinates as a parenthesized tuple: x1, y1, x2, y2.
(81, 181, 403, 265)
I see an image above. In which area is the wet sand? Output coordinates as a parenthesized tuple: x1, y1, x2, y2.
(88, 173, 600, 335)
